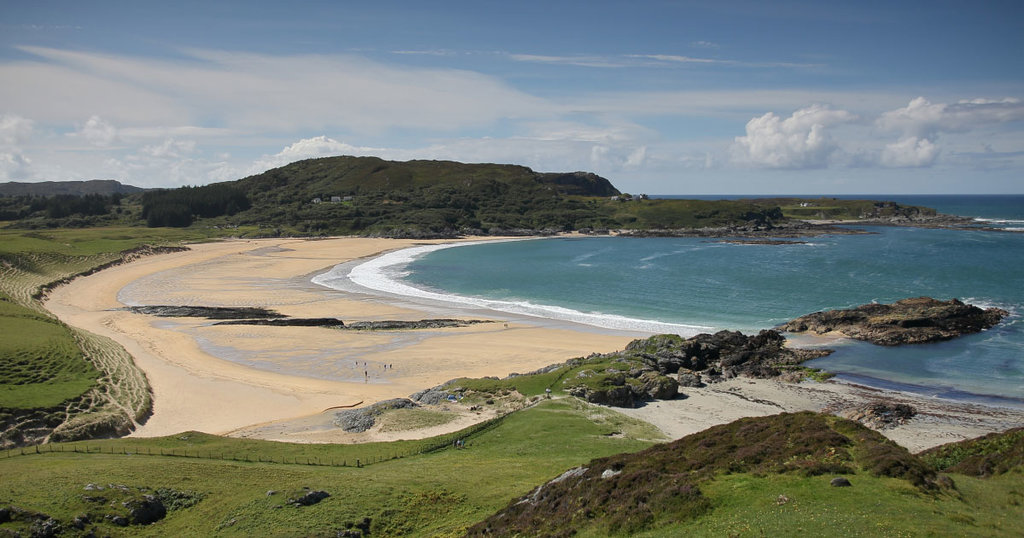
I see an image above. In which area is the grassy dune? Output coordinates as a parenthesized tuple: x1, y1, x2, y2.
(0, 227, 230, 447)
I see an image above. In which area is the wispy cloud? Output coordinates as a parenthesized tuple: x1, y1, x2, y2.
(7, 46, 555, 133)
(506, 54, 634, 68)
(508, 51, 821, 70)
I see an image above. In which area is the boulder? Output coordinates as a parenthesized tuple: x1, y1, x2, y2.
(830, 477, 852, 487)
(840, 402, 916, 429)
(123, 495, 166, 525)
(639, 372, 679, 400)
(290, 490, 330, 507)
(677, 371, 705, 388)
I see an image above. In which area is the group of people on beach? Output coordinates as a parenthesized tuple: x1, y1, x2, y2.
(359, 361, 394, 382)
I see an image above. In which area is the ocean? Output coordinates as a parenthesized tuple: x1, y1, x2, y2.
(313, 195, 1024, 406)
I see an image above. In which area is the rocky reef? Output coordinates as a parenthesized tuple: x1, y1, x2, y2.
(779, 297, 1009, 345)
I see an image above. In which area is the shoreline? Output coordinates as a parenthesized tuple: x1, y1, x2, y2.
(44, 236, 1024, 451)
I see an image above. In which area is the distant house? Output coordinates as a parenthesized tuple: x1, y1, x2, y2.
(330, 196, 342, 203)
(343, 195, 354, 202)
(312, 197, 322, 204)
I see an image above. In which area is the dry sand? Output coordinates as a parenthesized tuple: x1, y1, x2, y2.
(45, 236, 1024, 451)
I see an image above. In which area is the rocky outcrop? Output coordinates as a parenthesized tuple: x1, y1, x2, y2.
(214, 317, 344, 327)
(341, 319, 491, 330)
(779, 297, 1008, 345)
(560, 330, 832, 408)
(289, 490, 330, 507)
(124, 305, 284, 319)
(333, 398, 417, 433)
(838, 402, 917, 429)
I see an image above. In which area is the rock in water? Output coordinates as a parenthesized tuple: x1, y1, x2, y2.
(779, 297, 1008, 345)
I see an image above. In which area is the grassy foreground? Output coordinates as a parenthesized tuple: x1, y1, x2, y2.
(3, 403, 1023, 536)
(0, 399, 659, 536)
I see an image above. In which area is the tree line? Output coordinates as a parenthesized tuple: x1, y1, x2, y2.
(141, 184, 250, 227)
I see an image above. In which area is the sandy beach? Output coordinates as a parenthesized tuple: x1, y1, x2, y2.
(45, 236, 1024, 451)
(44, 237, 635, 438)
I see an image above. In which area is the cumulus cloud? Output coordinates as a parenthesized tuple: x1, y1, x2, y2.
(871, 97, 1024, 168)
(216, 136, 387, 180)
(77, 115, 119, 146)
(0, 114, 34, 145)
(880, 136, 939, 167)
(732, 104, 856, 168)
(0, 151, 32, 179)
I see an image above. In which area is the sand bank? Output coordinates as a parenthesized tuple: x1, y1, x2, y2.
(45, 237, 634, 438)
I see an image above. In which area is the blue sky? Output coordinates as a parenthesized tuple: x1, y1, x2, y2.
(1, 1, 1022, 193)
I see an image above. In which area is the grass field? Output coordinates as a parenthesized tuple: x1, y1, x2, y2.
(0, 399, 661, 536)
(3, 401, 1022, 536)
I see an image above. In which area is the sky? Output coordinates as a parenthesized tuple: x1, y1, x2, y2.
(1, 1, 1022, 194)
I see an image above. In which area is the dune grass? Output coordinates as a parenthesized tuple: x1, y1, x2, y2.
(0, 293, 97, 409)
(0, 226, 235, 446)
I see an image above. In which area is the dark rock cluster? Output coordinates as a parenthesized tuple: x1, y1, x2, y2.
(839, 402, 917, 430)
(560, 330, 832, 408)
(779, 297, 1008, 345)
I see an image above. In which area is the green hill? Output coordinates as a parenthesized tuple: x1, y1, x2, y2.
(138, 156, 798, 236)
(0, 180, 143, 197)
(468, 411, 946, 536)
(3, 157, 945, 236)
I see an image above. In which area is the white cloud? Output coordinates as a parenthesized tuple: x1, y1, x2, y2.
(0, 114, 34, 145)
(77, 115, 119, 146)
(880, 136, 939, 167)
(0, 151, 32, 180)
(8, 46, 553, 134)
(142, 138, 197, 158)
(878, 97, 1024, 138)
(732, 105, 856, 168)
(871, 97, 1024, 168)
(624, 146, 648, 168)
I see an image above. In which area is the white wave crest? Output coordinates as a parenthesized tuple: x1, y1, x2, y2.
(313, 239, 712, 336)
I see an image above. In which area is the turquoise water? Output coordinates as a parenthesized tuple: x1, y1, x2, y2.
(317, 195, 1024, 404)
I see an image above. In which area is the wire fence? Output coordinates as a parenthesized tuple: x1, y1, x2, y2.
(3, 411, 511, 468)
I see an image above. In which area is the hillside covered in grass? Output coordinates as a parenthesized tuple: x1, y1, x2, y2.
(470, 412, 1022, 537)
(4, 157, 947, 237)
(2, 408, 1022, 537)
